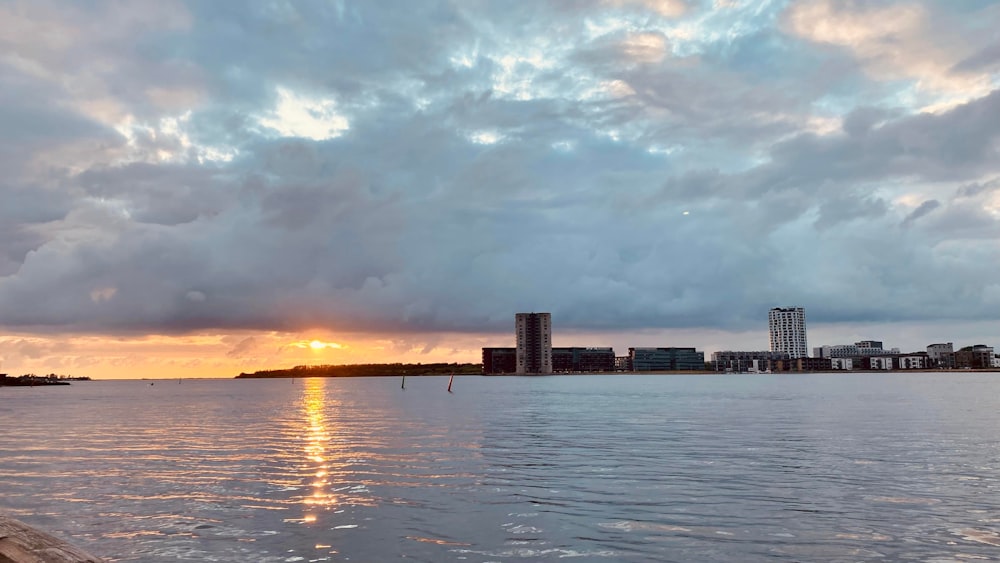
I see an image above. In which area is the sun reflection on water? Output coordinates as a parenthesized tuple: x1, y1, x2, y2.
(296, 377, 375, 526)
(300, 378, 335, 523)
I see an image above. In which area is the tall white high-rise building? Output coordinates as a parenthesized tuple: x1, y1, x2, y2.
(515, 312, 552, 374)
(769, 307, 808, 358)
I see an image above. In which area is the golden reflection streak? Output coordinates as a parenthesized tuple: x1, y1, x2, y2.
(297, 378, 378, 525)
(300, 378, 333, 523)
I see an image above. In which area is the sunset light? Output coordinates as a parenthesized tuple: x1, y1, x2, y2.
(0, 0, 998, 378)
(296, 339, 344, 351)
(3, 2, 1000, 562)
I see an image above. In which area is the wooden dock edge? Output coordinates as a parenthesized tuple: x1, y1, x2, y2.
(0, 516, 104, 563)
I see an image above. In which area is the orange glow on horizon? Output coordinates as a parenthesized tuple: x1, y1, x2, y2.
(293, 338, 344, 351)
(0, 330, 491, 380)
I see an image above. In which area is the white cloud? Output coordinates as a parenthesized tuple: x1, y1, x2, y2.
(620, 32, 669, 64)
(112, 111, 237, 165)
(784, 0, 993, 111)
(468, 130, 505, 145)
(258, 87, 350, 141)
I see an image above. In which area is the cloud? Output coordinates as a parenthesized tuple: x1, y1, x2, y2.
(0, 0, 999, 347)
(783, 0, 995, 109)
(901, 199, 941, 227)
(257, 87, 350, 141)
(953, 40, 1000, 74)
(956, 178, 1000, 199)
(604, 0, 689, 18)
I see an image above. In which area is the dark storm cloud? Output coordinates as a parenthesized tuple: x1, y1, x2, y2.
(1, 0, 999, 337)
(956, 178, 1000, 199)
(841, 106, 900, 137)
(75, 163, 231, 226)
(953, 41, 1000, 74)
(756, 90, 1000, 192)
(901, 200, 941, 228)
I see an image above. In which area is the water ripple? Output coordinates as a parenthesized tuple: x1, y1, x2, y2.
(2, 374, 1000, 561)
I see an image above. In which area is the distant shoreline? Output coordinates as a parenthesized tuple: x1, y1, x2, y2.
(0, 374, 89, 387)
(235, 368, 1000, 379)
(236, 363, 482, 379)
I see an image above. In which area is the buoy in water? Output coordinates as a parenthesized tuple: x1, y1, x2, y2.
(447, 374, 454, 393)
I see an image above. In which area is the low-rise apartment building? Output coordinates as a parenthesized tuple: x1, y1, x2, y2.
(630, 347, 705, 371)
(712, 351, 788, 373)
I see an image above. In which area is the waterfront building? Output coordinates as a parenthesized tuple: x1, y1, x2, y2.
(896, 354, 929, 370)
(856, 341, 892, 355)
(815, 341, 899, 359)
(927, 343, 955, 368)
(482, 347, 517, 374)
(955, 345, 994, 369)
(830, 358, 853, 370)
(516, 312, 552, 374)
(551, 347, 615, 372)
(629, 347, 705, 371)
(773, 357, 833, 372)
(483, 345, 615, 375)
(768, 307, 808, 358)
(868, 357, 893, 370)
(712, 351, 788, 373)
(814, 344, 861, 358)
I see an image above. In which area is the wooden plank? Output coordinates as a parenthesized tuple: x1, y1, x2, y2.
(0, 516, 104, 563)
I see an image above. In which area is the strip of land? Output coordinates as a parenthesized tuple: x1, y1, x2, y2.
(0, 375, 89, 387)
(237, 363, 482, 378)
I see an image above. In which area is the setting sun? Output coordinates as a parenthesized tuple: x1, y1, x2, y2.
(290, 339, 345, 351)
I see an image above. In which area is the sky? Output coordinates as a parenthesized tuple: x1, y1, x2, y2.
(1, 0, 999, 378)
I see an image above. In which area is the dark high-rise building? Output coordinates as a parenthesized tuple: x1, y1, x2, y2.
(516, 312, 552, 374)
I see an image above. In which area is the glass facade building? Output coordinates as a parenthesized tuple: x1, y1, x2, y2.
(629, 347, 705, 371)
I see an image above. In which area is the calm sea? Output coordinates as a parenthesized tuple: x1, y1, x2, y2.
(2, 373, 1000, 562)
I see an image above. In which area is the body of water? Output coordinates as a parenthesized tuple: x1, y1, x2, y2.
(2, 373, 1000, 561)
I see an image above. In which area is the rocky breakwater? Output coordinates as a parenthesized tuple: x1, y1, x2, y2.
(0, 515, 104, 562)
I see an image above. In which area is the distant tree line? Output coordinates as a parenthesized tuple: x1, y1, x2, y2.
(0, 373, 90, 381)
(236, 362, 482, 378)
(0, 373, 83, 386)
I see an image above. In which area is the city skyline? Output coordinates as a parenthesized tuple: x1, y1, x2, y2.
(2, 317, 998, 378)
(2, 1, 1000, 378)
